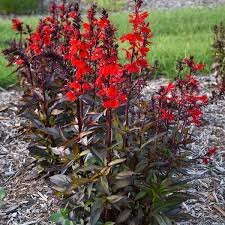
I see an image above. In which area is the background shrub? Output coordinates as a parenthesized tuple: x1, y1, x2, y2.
(0, 0, 39, 15)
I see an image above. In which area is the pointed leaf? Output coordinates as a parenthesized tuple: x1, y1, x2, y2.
(106, 195, 125, 204)
(90, 198, 104, 225)
(0, 188, 6, 201)
(116, 209, 131, 223)
(116, 171, 135, 179)
(108, 158, 126, 166)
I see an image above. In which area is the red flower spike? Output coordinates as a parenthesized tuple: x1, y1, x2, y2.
(12, 18, 23, 31)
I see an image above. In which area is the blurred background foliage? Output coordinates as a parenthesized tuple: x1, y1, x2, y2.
(0, 0, 40, 15)
(0, 0, 126, 15)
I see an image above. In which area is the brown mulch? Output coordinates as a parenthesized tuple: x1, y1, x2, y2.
(0, 88, 57, 225)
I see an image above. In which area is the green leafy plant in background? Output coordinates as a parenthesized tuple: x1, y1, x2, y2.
(212, 22, 225, 93)
(0, 187, 6, 208)
(51, 208, 75, 225)
(0, 0, 39, 15)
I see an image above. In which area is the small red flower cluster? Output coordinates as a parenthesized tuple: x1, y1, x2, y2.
(120, 2, 152, 74)
(154, 57, 207, 126)
(202, 147, 218, 164)
(12, 18, 23, 32)
(65, 7, 127, 109)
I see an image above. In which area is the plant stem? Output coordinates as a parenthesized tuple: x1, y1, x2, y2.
(76, 99, 82, 134)
(107, 109, 112, 162)
(77, 99, 84, 165)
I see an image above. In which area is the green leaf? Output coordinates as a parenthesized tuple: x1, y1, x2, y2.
(116, 209, 131, 223)
(106, 195, 125, 204)
(72, 177, 91, 189)
(104, 222, 115, 225)
(90, 198, 104, 225)
(135, 191, 147, 201)
(50, 209, 74, 225)
(0, 187, 6, 201)
(135, 160, 148, 173)
(100, 176, 110, 195)
(108, 158, 126, 166)
(153, 214, 172, 225)
(91, 149, 105, 166)
(115, 171, 135, 179)
(114, 179, 130, 190)
(140, 132, 167, 149)
(50, 212, 62, 222)
(28, 145, 51, 159)
(50, 175, 71, 192)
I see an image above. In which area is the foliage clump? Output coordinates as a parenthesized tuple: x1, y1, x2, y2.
(0, 0, 39, 15)
(3, 0, 208, 224)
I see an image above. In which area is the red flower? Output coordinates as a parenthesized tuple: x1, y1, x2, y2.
(12, 18, 23, 31)
(15, 59, 24, 65)
(207, 147, 218, 156)
(187, 108, 203, 125)
(160, 108, 175, 122)
(202, 147, 218, 164)
(183, 58, 192, 67)
(202, 157, 210, 165)
(192, 63, 205, 71)
(69, 81, 81, 90)
(82, 83, 92, 91)
(97, 17, 109, 28)
(120, 33, 143, 44)
(103, 99, 120, 109)
(136, 59, 148, 67)
(69, 11, 77, 18)
(66, 91, 77, 101)
(129, 11, 149, 28)
(183, 57, 205, 72)
(139, 47, 149, 56)
(29, 43, 41, 55)
(125, 62, 140, 73)
(165, 82, 176, 93)
(99, 64, 121, 77)
(105, 87, 119, 98)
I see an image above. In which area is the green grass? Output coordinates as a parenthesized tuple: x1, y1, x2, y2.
(1, 6, 225, 87)
(111, 5, 225, 78)
(0, 16, 39, 87)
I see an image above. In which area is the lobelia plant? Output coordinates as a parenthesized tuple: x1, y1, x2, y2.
(3, 0, 208, 224)
(212, 22, 225, 93)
